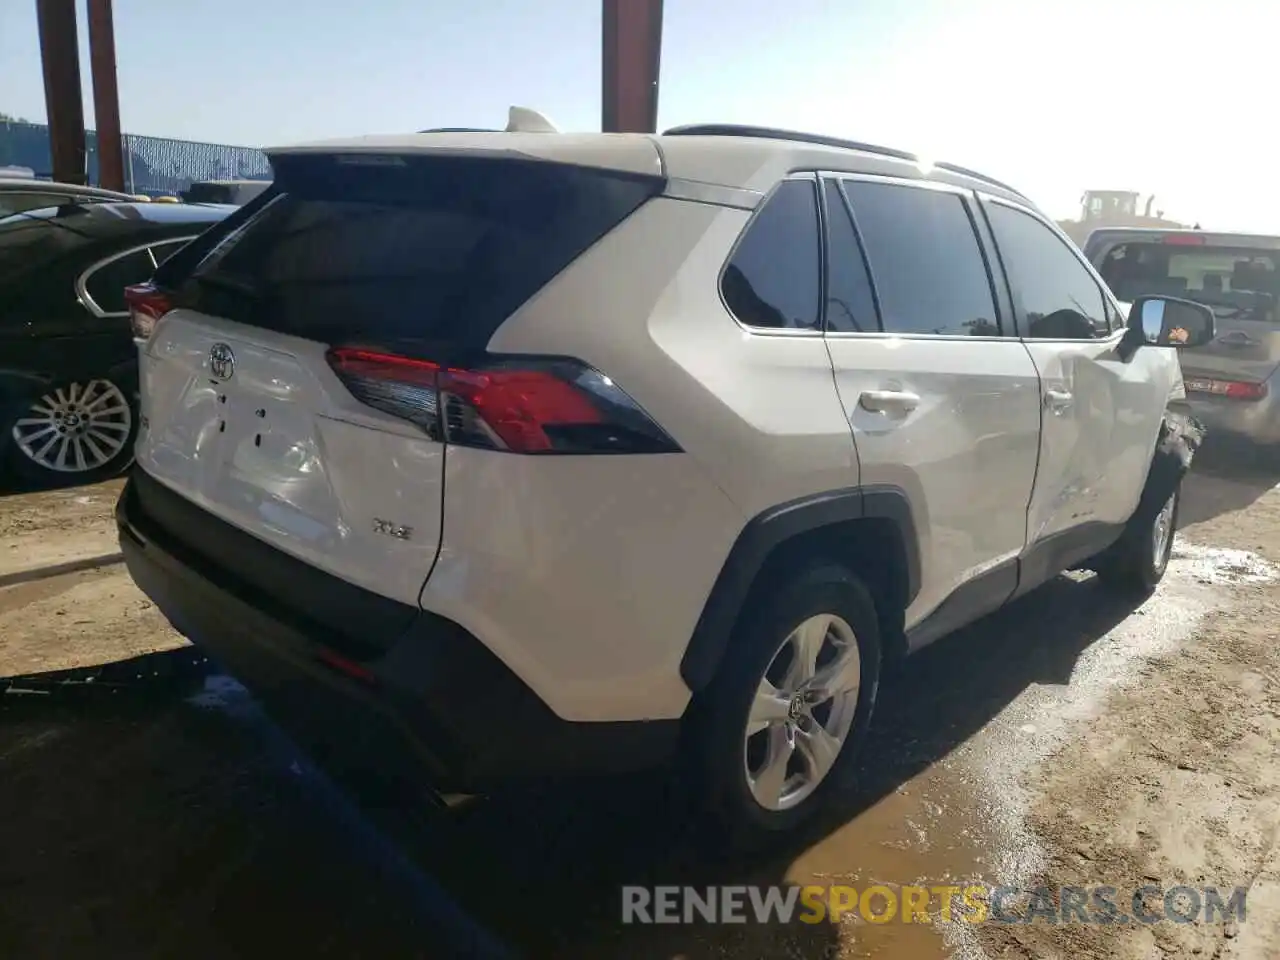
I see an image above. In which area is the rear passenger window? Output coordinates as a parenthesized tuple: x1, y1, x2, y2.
(842, 180, 999, 337)
(722, 179, 821, 331)
(822, 181, 879, 333)
(985, 201, 1109, 339)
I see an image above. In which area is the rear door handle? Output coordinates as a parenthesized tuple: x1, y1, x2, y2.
(859, 389, 921, 413)
(1044, 388, 1074, 412)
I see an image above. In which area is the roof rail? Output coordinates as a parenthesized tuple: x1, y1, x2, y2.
(661, 123, 1026, 200)
(931, 161, 1026, 200)
(663, 123, 917, 162)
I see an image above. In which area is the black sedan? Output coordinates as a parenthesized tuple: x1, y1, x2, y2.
(0, 201, 233, 486)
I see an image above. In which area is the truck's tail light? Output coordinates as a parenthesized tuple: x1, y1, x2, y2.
(1185, 377, 1268, 400)
(1224, 380, 1267, 400)
(124, 283, 174, 341)
(326, 347, 680, 455)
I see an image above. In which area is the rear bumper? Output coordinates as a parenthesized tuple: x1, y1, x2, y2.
(116, 469, 679, 794)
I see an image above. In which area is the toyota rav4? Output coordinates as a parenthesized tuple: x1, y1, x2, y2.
(116, 117, 1212, 847)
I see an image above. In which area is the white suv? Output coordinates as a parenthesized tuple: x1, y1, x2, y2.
(116, 118, 1213, 846)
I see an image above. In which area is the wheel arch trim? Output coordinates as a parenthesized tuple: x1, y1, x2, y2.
(679, 484, 920, 692)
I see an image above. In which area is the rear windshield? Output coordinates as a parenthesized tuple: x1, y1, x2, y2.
(1097, 241, 1280, 322)
(161, 153, 662, 351)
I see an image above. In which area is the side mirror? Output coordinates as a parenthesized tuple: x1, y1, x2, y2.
(1128, 295, 1215, 348)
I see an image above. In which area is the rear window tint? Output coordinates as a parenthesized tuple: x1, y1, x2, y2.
(721, 179, 821, 330)
(165, 155, 661, 350)
(843, 180, 998, 337)
(822, 180, 879, 333)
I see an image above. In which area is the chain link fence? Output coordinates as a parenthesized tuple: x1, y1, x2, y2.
(0, 120, 271, 196)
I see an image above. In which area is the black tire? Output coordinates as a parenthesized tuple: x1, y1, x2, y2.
(1095, 479, 1181, 595)
(686, 563, 882, 852)
(2, 378, 139, 489)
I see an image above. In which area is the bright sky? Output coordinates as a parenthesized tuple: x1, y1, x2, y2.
(2, 0, 1277, 229)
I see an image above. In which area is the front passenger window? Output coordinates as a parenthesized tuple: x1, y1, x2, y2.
(986, 202, 1109, 340)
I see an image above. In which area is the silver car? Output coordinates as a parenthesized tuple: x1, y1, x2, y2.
(1086, 227, 1280, 444)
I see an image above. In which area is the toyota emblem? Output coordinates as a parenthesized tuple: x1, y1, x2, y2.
(209, 342, 235, 381)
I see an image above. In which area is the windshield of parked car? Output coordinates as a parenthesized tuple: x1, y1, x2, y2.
(1098, 241, 1280, 322)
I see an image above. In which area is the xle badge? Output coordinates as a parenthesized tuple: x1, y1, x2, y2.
(373, 518, 413, 541)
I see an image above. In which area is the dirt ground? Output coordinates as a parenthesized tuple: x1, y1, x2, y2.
(0, 479, 183, 676)
(971, 451, 1280, 960)
(0, 479, 125, 584)
(2, 446, 1280, 959)
(0, 564, 183, 675)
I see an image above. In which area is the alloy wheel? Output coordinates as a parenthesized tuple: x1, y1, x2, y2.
(10, 380, 133, 474)
(743, 613, 862, 812)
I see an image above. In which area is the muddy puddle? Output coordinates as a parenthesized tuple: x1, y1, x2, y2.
(785, 771, 992, 957)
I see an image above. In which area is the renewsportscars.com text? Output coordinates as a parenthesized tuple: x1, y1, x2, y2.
(621, 884, 1248, 926)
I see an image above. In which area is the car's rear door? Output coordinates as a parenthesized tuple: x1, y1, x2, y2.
(821, 175, 1043, 646)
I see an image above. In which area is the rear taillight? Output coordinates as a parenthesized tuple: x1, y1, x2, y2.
(1162, 233, 1206, 246)
(325, 347, 680, 455)
(1225, 380, 1267, 400)
(1185, 377, 1268, 400)
(124, 282, 174, 340)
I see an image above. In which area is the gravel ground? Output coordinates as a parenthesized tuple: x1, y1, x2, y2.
(1, 444, 1279, 959)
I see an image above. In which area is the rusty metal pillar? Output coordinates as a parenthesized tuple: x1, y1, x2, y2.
(87, 0, 125, 191)
(35, 0, 86, 184)
(601, 0, 664, 133)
